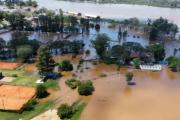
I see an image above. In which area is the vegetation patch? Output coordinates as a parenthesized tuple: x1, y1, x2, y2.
(58, 60, 74, 72)
(78, 80, 95, 96)
(65, 78, 81, 89)
(126, 72, 135, 85)
(44, 79, 59, 90)
(0, 69, 39, 87)
(58, 102, 86, 120)
(166, 56, 180, 72)
(36, 84, 49, 98)
(99, 73, 107, 77)
(0, 100, 54, 120)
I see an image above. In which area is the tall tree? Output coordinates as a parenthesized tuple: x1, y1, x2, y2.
(92, 34, 110, 60)
(8, 32, 29, 51)
(110, 45, 129, 64)
(59, 9, 64, 33)
(17, 45, 33, 62)
(147, 44, 165, 62)
(149, 17, 178, 41)
(0, 38, 6, 57)
(37, 45, 55, 76)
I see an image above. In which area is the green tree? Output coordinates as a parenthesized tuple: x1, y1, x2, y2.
(28, 39, 40, 55)
(9, 32, 29, 51)
(58, 60, 73, 71)
(132, 58, 140, 68)
(24, 99, 37, 111)
(173, 48, 178, 56)
(85, 49, 90, 57)
(92, 34, 110, 60)
(166, 56, 180, 71)
(149, 17, 178, 41)
(17, 45, 33, 62)
(59, 9, 64, 33)
(147, 43, 165, 62)
(36, 84, 48, 98)
(58, 104, 73, 119)
(78, 80, 94, 96)
(6, 12, 25, 30)
(126, 72, 134, 85)
(0, 72, 4, 79)
(37, 45, 55, 76)
(110, 45, 129, 64)
(0, 38, 6, 57)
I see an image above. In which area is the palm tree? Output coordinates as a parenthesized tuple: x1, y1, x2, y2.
(173, 48, 178, 56)
(85, 49, 90, 69)
(59, 9, 64, 33)
(0, 38, 6, 58)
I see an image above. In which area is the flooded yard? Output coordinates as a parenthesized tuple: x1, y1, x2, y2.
(0, 22, 179, 58)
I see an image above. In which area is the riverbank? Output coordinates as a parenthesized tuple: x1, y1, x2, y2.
(36, 0, 180, 28)
(61, 0, 180, 8)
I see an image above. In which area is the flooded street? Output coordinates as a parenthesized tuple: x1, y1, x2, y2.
(78, 66, 180, 120)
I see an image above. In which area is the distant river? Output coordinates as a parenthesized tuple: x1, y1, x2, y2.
(36, 0, 180, 27)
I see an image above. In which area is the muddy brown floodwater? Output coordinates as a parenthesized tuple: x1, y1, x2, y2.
(23, 54, 180, 120)
(78, 65, 180, 120)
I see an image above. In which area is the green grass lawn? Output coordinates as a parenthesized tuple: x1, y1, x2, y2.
(71, 102, 86, 120)
(0, 69, 60, 120)
(0, 100, 55, 120)
(0, 69, 60, 89)
(0, 69, 39, 87)
(45, 79, 59, 90)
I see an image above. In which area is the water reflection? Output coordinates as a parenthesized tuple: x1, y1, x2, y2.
(0, 22, 179, 58)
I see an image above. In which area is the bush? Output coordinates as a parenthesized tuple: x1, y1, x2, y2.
(11, 74, 18, 77)
(24, 99, 37, 111)
(99, 73, 107, 77)
(78, 80, 94, 96)
(0, 72, 4, 79)
(95, 24, 100, 30)
(36, 84, 48, 98)
(126, 72, 133, 82)
(126, 72, 135, 85)
(65, 79, 81, 89)
(166, 56, 180, 71)
(59, 60, 73, 71)
(17, 45, 33, 62)
(132, 58, 140, 69)
(125, 72, 134, 85)
(58, 104, 73, 119)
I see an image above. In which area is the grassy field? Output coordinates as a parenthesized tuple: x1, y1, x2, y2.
(63, 0, 180, 8)
(44, 79, 59, 90)
(0, 69, 59, 89)
(71, 102, 86, 120)
(0, 100, 55, 120)
(0, 68, 60, 120)
(0, 69, 38, 86)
